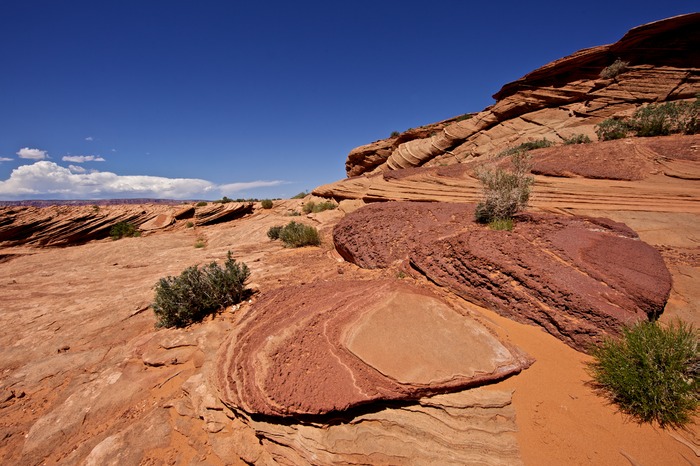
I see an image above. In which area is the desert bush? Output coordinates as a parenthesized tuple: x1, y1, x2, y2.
(456, 113, 473, 121)
(498, 138, 553, 158)
(589, 320, 699, 428)
(302, 200, 337, 214)
(261, 199, 273, 209)
(595, 118, 630, 141)
(563, 134, 592, 145)
(390, 130, 400, 138)
(488, 218, 514, 231)
(600, 59, 629, 79)
(195, 201, 208, 207)
(291, 191, 308, 199)
(269, 221, 320, 247)
(267, 225, 282, 240)
(110, 221, 140, 240)
(185, 221, 194, 228)
(194, 238, 205, 248)
(475, 151, 534, 224)
(630, 100, 699, 137)
(152, 251, 250, 328)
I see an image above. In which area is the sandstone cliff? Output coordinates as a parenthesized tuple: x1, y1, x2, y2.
(340, 13, 699, 178)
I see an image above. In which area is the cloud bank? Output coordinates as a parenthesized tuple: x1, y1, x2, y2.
(17, 148, 49, 160)
(0, 161, 285, 200)
(62, 155, 106, 163)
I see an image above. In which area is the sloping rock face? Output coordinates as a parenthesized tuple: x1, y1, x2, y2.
(0, 202, 252, 247)
(343, 13, 699, 176)
(316, 135, 700, 213)
(333, 202, 672, 351)
(216, 279, 530, 417)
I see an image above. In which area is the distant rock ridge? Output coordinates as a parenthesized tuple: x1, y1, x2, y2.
(340, 13, 700, 178)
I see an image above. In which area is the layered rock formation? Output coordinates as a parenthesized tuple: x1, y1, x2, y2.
(216, 279, 531, 417)
(333, 202, 672, 351)
(0, 202, 251, 247)
(341, 13, 699, 177)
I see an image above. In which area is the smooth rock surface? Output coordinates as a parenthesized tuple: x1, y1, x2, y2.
(216, 279, 531, 417)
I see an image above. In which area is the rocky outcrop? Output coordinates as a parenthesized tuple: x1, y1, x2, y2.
(316, 135, 700, 213)
(0, 202, 252, 247)
(216, 279, 531, 417)
(333, 202, 672, 351)
(342, 13, 700, 176)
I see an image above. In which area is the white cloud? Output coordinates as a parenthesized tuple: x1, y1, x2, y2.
(0, 157, 12, 162)
(62, 155, 106, 163)
(219, 180, 286, 193)
(0, 161, 217, 199)
(17, 147, 49, 160)
(85, 136, 94, 141)
(68, 165, 87, 173)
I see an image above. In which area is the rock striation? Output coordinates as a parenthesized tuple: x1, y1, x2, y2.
(0, 202, 251, 247)
(342, 13, 700, 177)
(216, 279, 531, 417)
(333, 202, 672, 351)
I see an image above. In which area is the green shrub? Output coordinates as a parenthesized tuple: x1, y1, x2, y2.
(194, 238, 206, 248)
(390, 130, 400, 138)
(498, 138, 553, 158)
(110, 222, 140, 240)
(261, 199, 273, 209)
(589, 320, 698, 428)
(475, 151, 533, 224)
(291, 191, 308, 199)
(563, 134, 592, 145)
(185, 221, 194, 228)
(267, 225, 282, 240)
(595, 118, 630, 141)
(302, 200, 337, 214)
(600, 59, 629, 79)
(269, 221, 320, 247)
(152, 252, 250, 328)
(456, 113, 473, 121)
(630, 100, 699, 137)
(488, 218, 514, 231)
(195, 201, 208, 207)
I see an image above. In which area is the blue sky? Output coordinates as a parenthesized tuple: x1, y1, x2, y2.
(0, 1, 695, 200)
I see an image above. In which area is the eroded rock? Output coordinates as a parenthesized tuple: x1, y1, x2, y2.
(216, 279, 530, 417)
(333, 202, 672, 351)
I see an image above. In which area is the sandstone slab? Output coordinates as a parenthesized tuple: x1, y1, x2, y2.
(216, 279, 530, 417)
(333, 202, 672, 351)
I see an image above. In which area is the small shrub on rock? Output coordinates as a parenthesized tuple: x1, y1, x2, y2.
(498, 138, 553, 158)
(390, 130, 400, 138)
(110, 222, 140, 240)
(563, 134, 592, 145)
(475, 152, 534, 224)
(152, 251, 250, 328)
(303, 200, 337, 214)
(261, 199, 273, 209)
(595, 118, 630, 141)
(600, 59, 629, 79)
(589, 319, 699, 428)
(267, 225, 282, 240)
(291, 191, 308, 199)
(630, 100, 699, 137)
(195, 201, 208, 207)
(269, 221, 320, 247)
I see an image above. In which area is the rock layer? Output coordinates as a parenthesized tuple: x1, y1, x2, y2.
(333, 202, 672, 351)
(342, 14, 700, 176)
(216, 279, 530, 417)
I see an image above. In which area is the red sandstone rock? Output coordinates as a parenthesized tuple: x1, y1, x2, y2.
(333, 202, 672, 351)
(216, 279, 531, 417)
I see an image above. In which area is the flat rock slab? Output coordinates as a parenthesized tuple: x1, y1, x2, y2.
(216, 279, 530, 417)
(333, 202, 672, 352)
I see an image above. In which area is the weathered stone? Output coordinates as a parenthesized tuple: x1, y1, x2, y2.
(216, 279, 530, 417)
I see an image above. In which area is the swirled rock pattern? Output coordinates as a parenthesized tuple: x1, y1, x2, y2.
(333, 202, 672, 351)
(216, 279, 531, 417)
(342, 13, 700, 176)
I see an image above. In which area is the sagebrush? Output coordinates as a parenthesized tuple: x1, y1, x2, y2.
(268, 221, 320, 247)
(152, 251, 250, 328)
(261, 199, 273, 209)
(303, 200, 337, 214)
(589, 320, 699, 428)
(475, 152, 534, 224)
